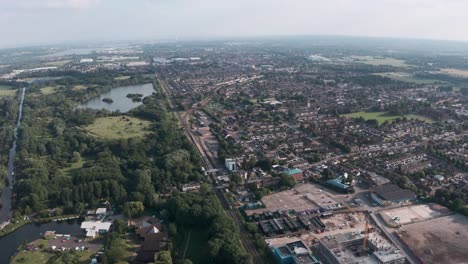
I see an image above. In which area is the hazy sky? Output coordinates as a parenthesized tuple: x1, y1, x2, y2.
(1, 0, 468, 48)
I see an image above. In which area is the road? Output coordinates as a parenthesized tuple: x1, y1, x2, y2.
(0, 88, 26, 225)
(156, 74, 266, 263)
(369, 213, 421, 264)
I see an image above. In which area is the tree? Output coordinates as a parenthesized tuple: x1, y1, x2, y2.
(155, 251, 172, 264)
(122, 201, 144, 218)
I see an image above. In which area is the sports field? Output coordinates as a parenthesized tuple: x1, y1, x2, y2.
(352, 56, 410, 67)
(342, 111, 433, 125)
(85, 116, 151, 139)
(0, 85, 16, 97)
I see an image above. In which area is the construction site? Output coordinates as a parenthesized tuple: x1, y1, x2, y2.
(265, 211, 407, 264)
(398, 214, 468, 264)
(246, 183, 343, 217)
(379, 203, 450, 226)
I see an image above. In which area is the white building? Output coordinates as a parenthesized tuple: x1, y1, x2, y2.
(225, 158, 237, 171)
(80, 58, 94, 63)
(80, 221, 112, 238)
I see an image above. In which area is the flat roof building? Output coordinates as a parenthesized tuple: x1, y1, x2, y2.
(370, 184, 416, 206)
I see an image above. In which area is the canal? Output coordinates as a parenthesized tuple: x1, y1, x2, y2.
(0, 87, 26, 224)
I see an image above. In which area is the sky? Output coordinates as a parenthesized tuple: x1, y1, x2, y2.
(1, 0, 468, 48)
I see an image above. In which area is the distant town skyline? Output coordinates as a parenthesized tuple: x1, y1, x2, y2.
(1, 0, 468, 48)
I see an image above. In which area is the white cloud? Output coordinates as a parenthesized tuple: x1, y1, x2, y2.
(46, 0, 101, 8)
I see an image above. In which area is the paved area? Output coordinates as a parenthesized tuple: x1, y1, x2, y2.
(47, 235, 103, 251)
(380, 203, 450, 225)
(247, 183, 342, 215)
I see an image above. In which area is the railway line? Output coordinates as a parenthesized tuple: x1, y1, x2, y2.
(155, 74, 266, 263)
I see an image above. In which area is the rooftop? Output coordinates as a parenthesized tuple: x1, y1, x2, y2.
(371, 184, 416, 202)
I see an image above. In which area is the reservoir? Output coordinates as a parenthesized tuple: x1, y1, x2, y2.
(0, 220, 82, 263)
(78, 83, 154, 112)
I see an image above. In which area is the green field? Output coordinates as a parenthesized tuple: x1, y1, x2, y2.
(11, 239, 96, 264)
(0, 85, 16, 97)
(373, 72, 448, 85)
(62, 157, 88, 177)
(42, 60, 71, 67)
(114, 76, 131, 81)
(352, 56, 410, 67)
(72, 85, 88, 91)
(342, 111, 433, 125)
(174, 228, 210, 264)
(85, 116, 151, 140)
(40, 86, 57, 95)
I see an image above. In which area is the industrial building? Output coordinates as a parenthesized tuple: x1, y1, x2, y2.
(370, 184, 416, 206)
(273, 240, 321, 264)
(316, 231, 406, 264)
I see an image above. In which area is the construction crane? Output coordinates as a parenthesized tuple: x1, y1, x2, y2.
(362, 221, 370, 256)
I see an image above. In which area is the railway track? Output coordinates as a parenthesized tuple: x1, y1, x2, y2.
(155, 74, 266, 263)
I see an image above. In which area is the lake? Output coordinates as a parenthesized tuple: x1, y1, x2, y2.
(0, 220, 82, 263)
(78, 83, 154, 112)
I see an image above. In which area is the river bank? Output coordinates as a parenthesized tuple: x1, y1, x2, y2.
(0, 214, 80, 238)
(0, 218, 82, 264)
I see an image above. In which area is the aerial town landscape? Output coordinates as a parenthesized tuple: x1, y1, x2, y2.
(0, 1, 468, 264)
(0, 36, 466, 264)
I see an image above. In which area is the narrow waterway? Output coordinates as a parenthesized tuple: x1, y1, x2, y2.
(0, 87, 26, 224)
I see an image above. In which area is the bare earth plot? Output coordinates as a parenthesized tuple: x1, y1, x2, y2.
(440, 68, 468, 78)
(246, 183, 340, 216)
(400, 214, 468, 264)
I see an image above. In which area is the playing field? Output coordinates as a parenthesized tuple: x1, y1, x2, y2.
(42, 60, 71, 67)
(352, 56, 409, 67)
(114, 76, 131, 81)
(85, 116, 151, 139)
(342, 111, 433, 125)
(373, 72, 446, 84)
(40, 86, 57, 95)
(0, 85, 16, 97)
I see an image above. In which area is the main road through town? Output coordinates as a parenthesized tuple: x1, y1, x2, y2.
(0, 87, 26, 225)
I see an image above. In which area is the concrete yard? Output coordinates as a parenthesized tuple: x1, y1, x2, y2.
(400, 214, 468, 264)
(380, 203, 450, 225)
(247, 183, 341, 215)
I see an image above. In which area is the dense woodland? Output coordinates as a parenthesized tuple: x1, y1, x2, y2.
(3, 70, 252, 263)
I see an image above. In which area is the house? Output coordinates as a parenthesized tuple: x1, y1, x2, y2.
(80, 221, 112, 238)
(181, 182, 201, 192)
(95, 208, 107, 219)
(225, 158, 237, 171)
(136, 232, 169, 263)
(133, 217, 169, 263)
(284, 168, 304, 181)
(434, 174, 445, 182)
(370, 184, 416, 206)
